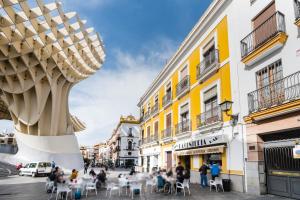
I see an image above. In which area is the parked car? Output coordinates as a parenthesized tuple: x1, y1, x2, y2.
(19, 162, 52, 177)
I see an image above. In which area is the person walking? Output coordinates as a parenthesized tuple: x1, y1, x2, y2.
(211, 162, 220, 180)
(51, 161, 56, 169)
(84, 162, 89, 174)
(199, 163, 209, 187)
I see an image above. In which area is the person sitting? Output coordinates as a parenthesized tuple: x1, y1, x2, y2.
(182, 169, 190, 180)
(97, 170, 107, 185)
(69, 169, 78, 181)
(156, 171, 165, 191)
(211, 162, 221, 180)
(166, 168, 173, 177)
(89, 169, 96, 178)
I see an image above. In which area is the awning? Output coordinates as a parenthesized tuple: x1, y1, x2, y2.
(174, 145, 225, 156)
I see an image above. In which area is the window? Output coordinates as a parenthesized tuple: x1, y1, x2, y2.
(252, 2, 276, 46)
(204, 153, 222, 167)
(166, 113, 172, 128)
(154, 121, 159, 136)
(202, 39, 216, 69)
(180, 66, 188, 80)
(29, 163, 37, 168)
(128, 141, 132, 150)
(128, 152, 132, 156)
(203, 86, 218, 123)
(154, 95, 158, 104)
(128, 128, 133, 136)
(147, 126, 151, 137)
(166, 82, 172, 94)
(180, 103, 189, 122)
(141, 129, 145, 139)
(256, 60, 284, 107)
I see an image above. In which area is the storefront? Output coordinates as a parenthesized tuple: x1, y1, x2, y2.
(140, 145, 161, 172)
(174, 134, 228, 184)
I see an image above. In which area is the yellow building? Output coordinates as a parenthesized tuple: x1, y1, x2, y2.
(138, 0, 245, 192)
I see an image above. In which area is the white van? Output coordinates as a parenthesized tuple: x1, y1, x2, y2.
(19, 162, 52, 177)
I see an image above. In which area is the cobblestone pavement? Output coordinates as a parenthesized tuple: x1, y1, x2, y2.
(0, 169, 293, 200)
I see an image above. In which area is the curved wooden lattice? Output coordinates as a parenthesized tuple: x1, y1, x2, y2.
(0, 0, 105, 136)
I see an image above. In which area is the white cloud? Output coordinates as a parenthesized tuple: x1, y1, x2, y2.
(70, 38, 177, 146)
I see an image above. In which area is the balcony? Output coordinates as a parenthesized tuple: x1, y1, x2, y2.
(175, 119, 191, 136)
(151, 103, 159, 116)
(240, 12, 287, 66)
(142, 137, 150, 145)
(295, 0, 300, 26)
(176, 75, 190, 98)
(162, 93, 172, 108)
(247, 71, 300, 121)
(197, 106, 223, 134)
(144, 110, 151, 122)
(196, 49, 220, 82)
(161, 128, 173, 141)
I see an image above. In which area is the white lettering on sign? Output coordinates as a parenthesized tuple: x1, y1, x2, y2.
(173, 135, 226, 151)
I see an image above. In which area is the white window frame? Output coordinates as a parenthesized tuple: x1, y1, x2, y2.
(200, 32, 218, 62)
(200, 80, 221, 112)
(164, 110, 173, 129)
(178, 99, 191, 123)
(178, 62, 190, 81)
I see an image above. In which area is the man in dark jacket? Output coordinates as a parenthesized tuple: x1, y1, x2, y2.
(199, 163, 209, 187)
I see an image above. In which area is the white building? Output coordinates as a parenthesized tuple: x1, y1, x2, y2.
(226, 0, 300, 197)
(108, 116, 140, 167)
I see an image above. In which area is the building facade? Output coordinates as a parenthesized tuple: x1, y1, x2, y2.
(108, 116, 140, 167)
(138, 0, 246, 192)
(227, 0, 300, 198)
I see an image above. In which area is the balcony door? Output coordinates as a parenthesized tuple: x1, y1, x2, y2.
(180, 103, 189, 132)
(252, 1, 276, 48)
(256, 60, 284, 109)
(204, 86, 218, 124)
(203, 39, 216, 69)
(154, 121, 159, 139)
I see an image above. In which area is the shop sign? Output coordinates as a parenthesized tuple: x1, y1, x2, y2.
(173, 135, 226, 151)
(293, 145, 300, 159)
(175, 145, 224, 156)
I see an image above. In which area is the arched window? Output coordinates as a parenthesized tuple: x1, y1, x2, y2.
(128, 141, 133, 150)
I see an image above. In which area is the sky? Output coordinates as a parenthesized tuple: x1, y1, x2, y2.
(0, 0, 212, 146)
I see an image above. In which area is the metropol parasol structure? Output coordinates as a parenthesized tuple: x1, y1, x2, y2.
(0, 0, 105, 169)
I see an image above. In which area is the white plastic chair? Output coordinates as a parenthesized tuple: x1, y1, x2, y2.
(55, 183, 72, 200)
(209, 177, 224, 192)
(118, 178, 128, 195)
(129, 182, 142, 199)
(145, 178, 156, 193)
(85, 180, 98, 198)
(175, 179, 191, 196)
(106, 182, 120, 198)
(45, 178, 54, 191)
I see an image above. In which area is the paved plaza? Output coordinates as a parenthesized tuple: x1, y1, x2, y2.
(0, 169, 293, 200)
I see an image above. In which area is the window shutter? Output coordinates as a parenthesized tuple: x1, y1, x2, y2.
(204, 86, 218, 102)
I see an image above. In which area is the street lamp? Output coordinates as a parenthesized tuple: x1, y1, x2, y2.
(219, 100, 239, 126)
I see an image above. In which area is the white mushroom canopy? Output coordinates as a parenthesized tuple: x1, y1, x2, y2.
(0, 0, 105, 135)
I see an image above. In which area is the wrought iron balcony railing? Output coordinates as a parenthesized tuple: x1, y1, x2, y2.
(176, 75, 190, 98)
(144, 110, 151, 121)
(151, 103, 159, 116)
(295, 0, 300, 20)
(240, 11, 286, 58)
(161, 128, 172, 139)
(197, 106, 222, 128)
(196, 49, 219, 81)
(175, 119, 191, 135)
(162, 92, 172, 108)
(248, 71, 300, 114)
